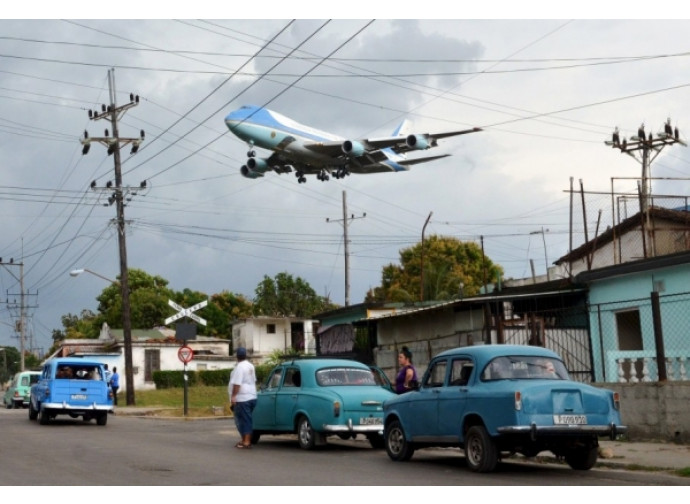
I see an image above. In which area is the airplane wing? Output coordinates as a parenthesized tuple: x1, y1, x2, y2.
(366, 127, 483, 154)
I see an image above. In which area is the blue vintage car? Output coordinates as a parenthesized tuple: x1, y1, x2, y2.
(252, 358, 396, 449)
(29, 358, 113, 426)
(383, 345, 627, 472)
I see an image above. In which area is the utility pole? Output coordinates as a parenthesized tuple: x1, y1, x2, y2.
(0, 259, 36, 371)
(80, 68, 145, 406)
(326, 191, 365, 306)
(606, 120, 686, 257)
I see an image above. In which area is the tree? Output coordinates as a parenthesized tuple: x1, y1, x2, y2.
(366, 235, 503, 303)
(253, 272, 338, 318)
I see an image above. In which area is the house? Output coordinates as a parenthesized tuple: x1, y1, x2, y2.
(230, 316, 317, 362)
(53, 323, 234, 391)
(577, 250, 690, 383)
(553, 206, 690, 279)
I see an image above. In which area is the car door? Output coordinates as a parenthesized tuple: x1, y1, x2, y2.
(274, 366, 301, 429)
(406, 358, 448, 440)
(436, 357, 473, 441)
(253, 367, 283, 429)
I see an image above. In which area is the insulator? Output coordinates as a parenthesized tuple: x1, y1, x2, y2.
(130, 93, 134, 102)
(131, 143, 139, 154)
(675, 127, 680, 140)
(90, 180, 96, 189)
(107, 105, 112, 112)
(140, 130, 145, 139)
(612, 131, 620, 145)
(622, 139, 627, 150)
(638, 124, 645, 139)
(81, 144, 90, 155)
(84, 130, 88, 139)
(140, 180, 147, 188)
(105, 129, 109, 137)
(101, 104, 106, 112)
(106, 181, 113, 188)
(135, 95, 139, 103)
(648, 132, 653, 142)
(88, 110, 93, 118)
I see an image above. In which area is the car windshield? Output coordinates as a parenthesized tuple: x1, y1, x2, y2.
(56, 365, 103, 380)
(316, 367, 377, 386)
(481, 356, 568, 381)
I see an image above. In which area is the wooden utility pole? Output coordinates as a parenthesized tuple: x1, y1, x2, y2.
(80, 68, 145, 406)
(326, 191, 365, 306)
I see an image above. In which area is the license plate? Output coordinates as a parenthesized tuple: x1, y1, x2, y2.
(359, 417, 382, 425)
(71, 394, 88, 400)
(553, 414, 587, 425)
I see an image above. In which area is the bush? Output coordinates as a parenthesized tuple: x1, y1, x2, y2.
(153, 368, 233, 389)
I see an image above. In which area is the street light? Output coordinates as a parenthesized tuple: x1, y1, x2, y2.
(70, 267, 134, 405)
(70, 268, 119, 285)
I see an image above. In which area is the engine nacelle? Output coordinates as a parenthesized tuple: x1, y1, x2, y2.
(406, 134, 430, 150)
(246, 157, 271, 173)
(240, 165, 264, 179)
(342, 140, 365, 157)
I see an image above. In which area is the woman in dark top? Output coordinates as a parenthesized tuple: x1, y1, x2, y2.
(395, 346, 418, 393)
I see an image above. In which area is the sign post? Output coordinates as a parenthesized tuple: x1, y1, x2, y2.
(166, 299, 206, 417)
(178, 345, 194, 416)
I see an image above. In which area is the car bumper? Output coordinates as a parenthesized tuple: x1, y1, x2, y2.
(498, 423, 628, 439)
(322, 418, 384, 434)
(42, 402, 112, 412)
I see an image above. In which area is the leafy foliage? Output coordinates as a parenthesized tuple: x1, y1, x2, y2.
(366, 235, 503, 302)
(252, 272, 336, 317)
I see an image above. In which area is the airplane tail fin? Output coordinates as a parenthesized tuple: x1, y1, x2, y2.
(392, 119, 412, 137)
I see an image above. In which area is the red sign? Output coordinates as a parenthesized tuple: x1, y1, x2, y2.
(178, 345, 194, 364)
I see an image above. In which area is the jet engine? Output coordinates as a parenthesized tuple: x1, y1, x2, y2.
(246, 157, 271, 173)
(240, 165, 263, 178)
(405, 134, 430, 150)
(342, 140, 365, 157)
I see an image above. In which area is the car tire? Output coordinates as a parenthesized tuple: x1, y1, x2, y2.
(96, 413, 108, 426)
(4, 400, 11, 410)
(367, 434, 385, 450)
(297, 416, 317, 450)
(564, 441, 598, 470)
(385, 420, 414, 461)
(38, 406, 50, 425)
(464, 425, 498, 473)
(28, 400, 38, 420)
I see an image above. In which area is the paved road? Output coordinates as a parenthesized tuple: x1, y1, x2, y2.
(0, 408, 685, 486)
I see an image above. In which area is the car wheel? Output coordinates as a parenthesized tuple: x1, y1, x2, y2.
(564, 442, 598, 470)
(28, 400, 38, 420)
(4, 400, 11, 410)
(464, 425, 498, 473)
(385, 420, 414, 461)
(367, 434, 385, 450)
(38, 406, 50, 425)
(96, 413, 108, 426)
(297, 416, 316, 450)
(250, 431, 261, 445)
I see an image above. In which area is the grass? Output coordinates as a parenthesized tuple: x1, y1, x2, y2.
(131, 385, 231, 417)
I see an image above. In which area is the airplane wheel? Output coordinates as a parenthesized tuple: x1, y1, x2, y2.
(247, 150, 256, 158)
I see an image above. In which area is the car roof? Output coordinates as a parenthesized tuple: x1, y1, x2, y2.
(46, 357, 105, 366)
(435, 345, 561, 363)
(280, 358, 371, 371)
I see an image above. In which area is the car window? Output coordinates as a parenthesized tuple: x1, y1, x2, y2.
(283, 368, 301, 388)
(481, 356, 569, 381)
(423, 360, 447, 388)
(450, 359, 473, 386)
(266, 368, 283, 389)
(30, 374, 40, 385)
(316, 367, 377, 386)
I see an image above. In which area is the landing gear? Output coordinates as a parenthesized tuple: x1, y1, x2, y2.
(332, 168, 350, 179)
(247, 149, 256, 158)
(317, 169, 330, 182)
(295, 171, 307, 184)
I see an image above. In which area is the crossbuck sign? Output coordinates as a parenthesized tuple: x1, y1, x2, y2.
(165, 299, 208, 326)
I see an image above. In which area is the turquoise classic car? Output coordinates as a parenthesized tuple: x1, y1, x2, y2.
(383, 345, 627, 472)
(3, 371, 41, 409)
(252, 358, 396, 449)
(29, 358, 113, 426)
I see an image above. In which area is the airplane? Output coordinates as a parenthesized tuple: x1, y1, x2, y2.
(224, 105, 482, 183)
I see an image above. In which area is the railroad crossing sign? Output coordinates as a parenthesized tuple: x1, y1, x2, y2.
(165, 299, 208, 326)
(178, 345, 194, 364)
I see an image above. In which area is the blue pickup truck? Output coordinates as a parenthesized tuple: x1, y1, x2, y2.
(29, 358, 113, 426)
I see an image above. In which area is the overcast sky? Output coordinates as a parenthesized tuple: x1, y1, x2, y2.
(2, 9, 690, 354)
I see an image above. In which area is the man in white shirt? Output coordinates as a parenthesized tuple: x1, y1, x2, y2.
(228, 347, 257, 449)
